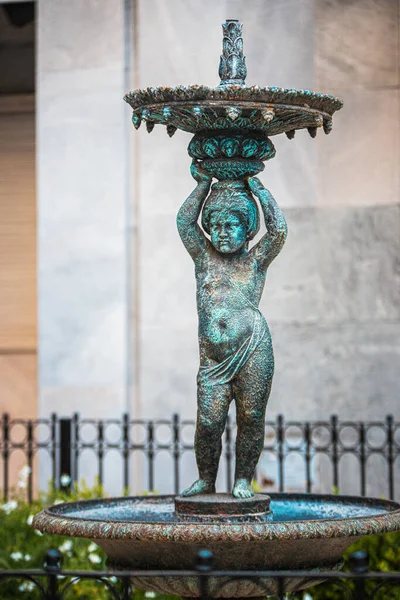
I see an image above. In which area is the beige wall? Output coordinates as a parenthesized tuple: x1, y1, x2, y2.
(0, 110, 37, 424)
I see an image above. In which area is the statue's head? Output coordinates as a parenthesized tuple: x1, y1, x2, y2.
(201, 181, 260, 254)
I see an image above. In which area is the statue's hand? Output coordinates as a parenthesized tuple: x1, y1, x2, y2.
(247, 177, 265, 195)
(190, 161, 212, 185)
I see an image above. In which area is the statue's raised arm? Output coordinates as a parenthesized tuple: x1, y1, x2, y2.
(176, 162, 212, 261)
(248, 177, 288, 269)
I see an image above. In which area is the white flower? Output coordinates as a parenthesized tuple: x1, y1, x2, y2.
(11, 551, 23, 561)
(17, 466, 31, 489)
(109, 576, 118, 583)
(19, 466, 32, 480)
(303, 595, 312, 600)
(1, 500, 17, 514)
(60, 474, 71, 487)
(59, 540, 73, 553)
(54, 499, 63, 505)
(88, 553, 102, 565)
(35, 529, 43, 536)
(24, 554, 31, 561)
(26, 515, 34, 526)
(18, 581, 35, 592)
(88, 542, 98, 553)
(145, 592, 156, 598)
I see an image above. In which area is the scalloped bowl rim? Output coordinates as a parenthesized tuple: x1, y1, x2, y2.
(33, 493, 400, 543)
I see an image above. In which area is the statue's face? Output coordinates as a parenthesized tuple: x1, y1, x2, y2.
(209, 210, 247, 254)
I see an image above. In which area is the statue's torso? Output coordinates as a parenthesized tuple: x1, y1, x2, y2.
(195, 250, 268, 363)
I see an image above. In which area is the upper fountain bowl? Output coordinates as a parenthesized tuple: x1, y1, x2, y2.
(124, 84, 343, 140)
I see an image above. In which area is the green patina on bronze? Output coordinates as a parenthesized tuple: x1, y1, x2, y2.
(177, 169, 286, 499)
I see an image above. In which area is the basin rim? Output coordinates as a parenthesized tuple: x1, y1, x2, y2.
(33, 493, 400, 543)
(124, 85, 343, 116)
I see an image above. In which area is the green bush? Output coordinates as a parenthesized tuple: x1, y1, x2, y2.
(0, 474, 398, 599)
(0, 478, 177, 599)
(292, 531, 400, 600)
(1, 480, 108, 599)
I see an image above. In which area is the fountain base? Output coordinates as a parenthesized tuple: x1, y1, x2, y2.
(175, 493, 272, 522)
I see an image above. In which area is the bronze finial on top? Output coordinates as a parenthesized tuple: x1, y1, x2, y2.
(218, 19, 247, 87)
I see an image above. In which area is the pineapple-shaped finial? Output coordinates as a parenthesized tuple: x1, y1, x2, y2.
(218, 20, 247, 87)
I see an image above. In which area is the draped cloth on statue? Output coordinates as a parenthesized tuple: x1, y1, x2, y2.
(198, 285, 268, 386)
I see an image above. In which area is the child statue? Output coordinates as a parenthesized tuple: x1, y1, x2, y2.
(177, 162, 288, 499)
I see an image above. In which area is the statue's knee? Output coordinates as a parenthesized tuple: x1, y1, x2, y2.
(198, 413, 225, 436)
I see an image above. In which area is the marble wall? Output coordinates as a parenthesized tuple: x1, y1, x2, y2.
(36, 0, 137, 488)
(310, 0, 400, 420)
(37, 0, 133, 420)
(37, 0, 399, 493)
(135, 0, 399, 424)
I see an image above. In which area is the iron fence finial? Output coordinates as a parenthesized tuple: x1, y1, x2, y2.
(44, 549, 62, 573)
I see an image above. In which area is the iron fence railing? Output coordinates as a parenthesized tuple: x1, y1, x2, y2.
(0, 549, 399, 600)
(1, 413, 399, 502)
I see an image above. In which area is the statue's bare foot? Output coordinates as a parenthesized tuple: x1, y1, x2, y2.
(232, 479, 254, 499)
(182, 479, 215, 497)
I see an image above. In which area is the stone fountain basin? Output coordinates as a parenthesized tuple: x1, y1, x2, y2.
(33, 493, 400, 597)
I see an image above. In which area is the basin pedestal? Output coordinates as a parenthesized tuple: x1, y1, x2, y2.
(175, 493, 272, 522)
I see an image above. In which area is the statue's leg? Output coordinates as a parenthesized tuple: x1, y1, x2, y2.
(182, 377, 232, 496)
(232, 343, 274, 498)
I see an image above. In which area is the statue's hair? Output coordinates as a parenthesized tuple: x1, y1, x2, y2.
(201, 181, 260, 240)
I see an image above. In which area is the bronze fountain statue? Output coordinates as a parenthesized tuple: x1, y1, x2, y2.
(33, 19, 400, 598)
(130, 19, 326, 501)
(178, 167, 286, 500)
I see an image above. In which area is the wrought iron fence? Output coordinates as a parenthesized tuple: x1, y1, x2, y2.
(1, 413, 399, 502)
(0, 549, 399, 600)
